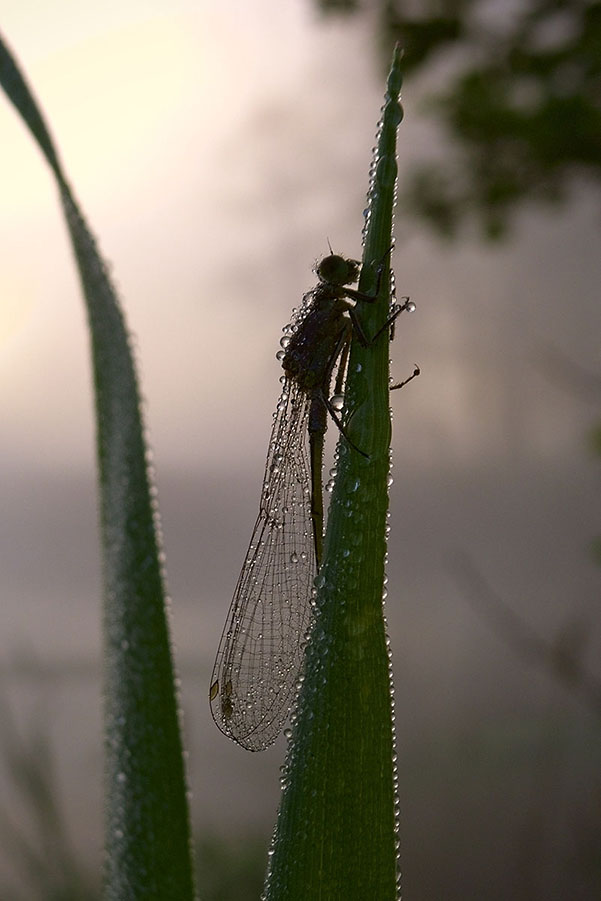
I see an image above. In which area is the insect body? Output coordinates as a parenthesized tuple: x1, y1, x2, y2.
(209, 253, 411, 751)
(280, 254, 361, 568)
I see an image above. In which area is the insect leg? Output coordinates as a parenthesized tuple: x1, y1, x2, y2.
(319, 392, 370, 459)
(390, 365, 420, 390)
(369, 296, 413, 343)
(347, 295, 414, 348)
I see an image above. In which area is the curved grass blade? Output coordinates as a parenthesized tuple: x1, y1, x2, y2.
(0, 31, 196, 900)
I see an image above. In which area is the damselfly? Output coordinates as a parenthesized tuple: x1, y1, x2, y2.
(209, 252, 416, 751)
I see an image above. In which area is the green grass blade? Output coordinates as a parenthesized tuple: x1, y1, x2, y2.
(263, 45, 405, 900)
(0, 32, 196, 900)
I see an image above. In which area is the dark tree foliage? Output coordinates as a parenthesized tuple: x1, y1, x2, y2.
(316, 0, 601, 239)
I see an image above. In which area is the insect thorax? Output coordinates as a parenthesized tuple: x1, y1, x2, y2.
(281, 289, 350, 392)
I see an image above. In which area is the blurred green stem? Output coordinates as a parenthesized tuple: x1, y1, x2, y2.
(0, 31, 196, 900)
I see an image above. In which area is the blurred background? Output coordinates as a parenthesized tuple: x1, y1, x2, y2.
(0, 1, 600, 898)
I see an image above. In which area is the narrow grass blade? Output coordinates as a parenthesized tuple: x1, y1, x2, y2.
(0, 32, 196, 900)
(263, 45, 405, 900)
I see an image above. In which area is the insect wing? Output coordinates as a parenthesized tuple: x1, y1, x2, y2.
(209, 380, 317, 751)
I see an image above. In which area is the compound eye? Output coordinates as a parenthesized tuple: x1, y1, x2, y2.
(317, 254, 360, 286)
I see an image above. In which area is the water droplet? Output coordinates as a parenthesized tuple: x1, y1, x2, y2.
(405, 300, 416, 313)
(376, 154, 397, 188)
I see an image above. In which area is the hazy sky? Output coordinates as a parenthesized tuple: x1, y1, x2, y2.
(1, 4, 600, 894)
(2, 2, 598, 480)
